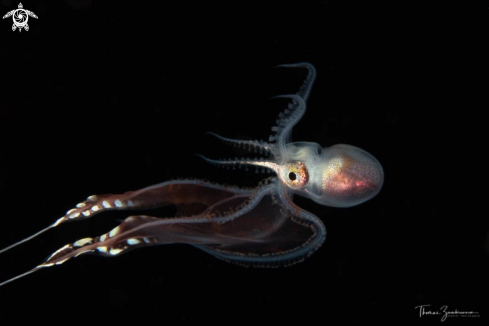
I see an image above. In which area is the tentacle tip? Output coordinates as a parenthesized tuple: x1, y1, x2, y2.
(269, 95, 283, 100)
(274, 62, 313, 69)
(204, 132, 226, 141)
(195, 154, 214, 165)
(0, 223, 55, 255)
(274, 63, 295, 69)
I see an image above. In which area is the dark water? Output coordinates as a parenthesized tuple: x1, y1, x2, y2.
(0, 1, 486, 324)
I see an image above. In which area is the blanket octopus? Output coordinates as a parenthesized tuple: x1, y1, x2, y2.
(0, 63, 383, 287)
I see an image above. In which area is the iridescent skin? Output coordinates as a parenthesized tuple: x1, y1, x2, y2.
(0, 63, 383, 287)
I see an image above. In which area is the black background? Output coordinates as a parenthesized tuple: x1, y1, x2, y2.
(0, 0, 486, 324)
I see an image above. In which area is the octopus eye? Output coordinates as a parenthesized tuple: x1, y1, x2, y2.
(282, 162, 308, 189)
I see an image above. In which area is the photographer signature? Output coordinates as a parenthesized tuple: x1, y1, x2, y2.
(415, 304, 480, 322)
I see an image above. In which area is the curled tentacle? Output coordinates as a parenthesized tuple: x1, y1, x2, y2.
(268, 95, 307, 158)
(205, 132, 273, 156)
(275, 62, 317, 102)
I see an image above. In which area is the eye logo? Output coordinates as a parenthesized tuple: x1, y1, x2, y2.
(3, 3, 38, 32)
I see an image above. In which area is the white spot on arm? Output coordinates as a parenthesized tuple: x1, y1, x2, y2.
(97, 246, 108, 254)
(127, 238, 140, 245)
(114, 199, 123, 207)
(110, 248, 123, 255)
(73, 238, 92, 247)
(109, 226, 120, 238)
(46, 244, 71, 260)
(102, 200, 111, 208)
(53, 217, 65, 226)
(55, 257, 70, 265)
(68, 212, 80, 219)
